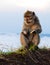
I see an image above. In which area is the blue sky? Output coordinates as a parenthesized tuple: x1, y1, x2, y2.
(0, 0, 50, 34)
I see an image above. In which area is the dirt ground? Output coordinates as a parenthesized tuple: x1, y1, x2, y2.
(0, 49, 50, 65)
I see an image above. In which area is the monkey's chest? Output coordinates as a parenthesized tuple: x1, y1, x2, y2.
(26, 28, 36, 41)
(26, 30, 35, 40)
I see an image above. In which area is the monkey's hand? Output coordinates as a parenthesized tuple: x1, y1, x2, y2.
(30, 28, 42, 34)
(30, 30, 36, 34)
(22, 29, 28, 35)
(22, 29, 30, 35)
(22, 31, 27, 35)
(23, 30, 27, 35)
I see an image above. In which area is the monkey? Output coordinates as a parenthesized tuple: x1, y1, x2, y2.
(20, 10, 42, 49)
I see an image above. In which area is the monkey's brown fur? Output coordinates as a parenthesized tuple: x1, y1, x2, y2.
(20, 11, 42, 48)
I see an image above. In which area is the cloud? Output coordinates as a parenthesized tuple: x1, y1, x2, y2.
(0, 0, 50, 12)
(0, 34, 21, 52)
(38, 36, 50, 48)
(16, 0, 50, 11)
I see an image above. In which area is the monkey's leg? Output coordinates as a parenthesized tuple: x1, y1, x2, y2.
(20, 33, 29, 48)
(32, 34, 40, 46)
(20, 33, 39, 63)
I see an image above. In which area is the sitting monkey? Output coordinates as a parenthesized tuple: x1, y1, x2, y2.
(20, 11, 42, 49)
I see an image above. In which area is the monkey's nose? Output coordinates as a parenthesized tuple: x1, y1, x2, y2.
(27, 18, 29, 21)
(27, 19, 28, 21)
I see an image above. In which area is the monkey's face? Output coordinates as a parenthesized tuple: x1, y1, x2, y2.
(24, 15, 33, 23)
(24, 11, 35, 25)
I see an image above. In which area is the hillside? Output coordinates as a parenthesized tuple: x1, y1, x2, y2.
(0, 47, 50, 65)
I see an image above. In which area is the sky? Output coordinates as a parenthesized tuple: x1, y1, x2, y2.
(0, 0, 50, 34)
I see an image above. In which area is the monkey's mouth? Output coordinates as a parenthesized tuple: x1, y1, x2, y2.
(27, 21, 31, 23)
(27, 20, 32, 23)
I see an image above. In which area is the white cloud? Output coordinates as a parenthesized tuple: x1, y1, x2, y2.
(16, 0, 50, 11)
(38, 36, 50, 48)
(0, 34, 21, 52)
(0, 34, 50, 52)
(0, 0, 50, 12)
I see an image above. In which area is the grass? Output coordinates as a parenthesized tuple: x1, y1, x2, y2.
(0, 44, 49, 56)
(0, 45, 50, 65)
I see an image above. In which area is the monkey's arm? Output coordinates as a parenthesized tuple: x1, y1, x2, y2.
(35, 23, 42, 33)
(22, 23, 29, 35)
(20, 32, 30, 48)
(30, 23, 42, 34)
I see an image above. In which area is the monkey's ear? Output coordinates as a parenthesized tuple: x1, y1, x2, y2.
(33, 12, 35, 15)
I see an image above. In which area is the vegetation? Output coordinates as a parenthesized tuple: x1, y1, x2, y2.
(0, 45, 50, 65)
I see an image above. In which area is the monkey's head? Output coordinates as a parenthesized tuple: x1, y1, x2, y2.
(24, 10, 37, 26)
